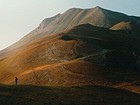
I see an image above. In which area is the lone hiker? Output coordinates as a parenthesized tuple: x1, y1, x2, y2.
(15, 77, 18, 85)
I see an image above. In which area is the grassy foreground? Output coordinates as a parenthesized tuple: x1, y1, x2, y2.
(0, 85, 139, 105)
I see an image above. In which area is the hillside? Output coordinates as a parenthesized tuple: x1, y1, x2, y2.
(0, 85, 139, 105)
(110, 21, 140, 37)
(0, 6, 140, 97)
(0, 24, 139, 92)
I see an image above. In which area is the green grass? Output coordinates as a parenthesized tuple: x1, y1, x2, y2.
(0, 85, 139, 105)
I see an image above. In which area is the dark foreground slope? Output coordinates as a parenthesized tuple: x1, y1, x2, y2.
(0, 85, 140, 105)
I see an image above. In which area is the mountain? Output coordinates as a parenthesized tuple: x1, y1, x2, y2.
(0, 23, 139, 88)
(0, 6, 140, 94)
(1, 6, 140, 55)
(29, 6, 140, 35)
(25, 6, 140, 41)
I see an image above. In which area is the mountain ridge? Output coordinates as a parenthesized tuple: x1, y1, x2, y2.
(1, 6, 140, 55)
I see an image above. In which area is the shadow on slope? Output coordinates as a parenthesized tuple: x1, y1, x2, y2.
(0, 85, 139, 105)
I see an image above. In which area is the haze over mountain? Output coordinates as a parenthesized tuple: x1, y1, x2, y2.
(0, 6, 140, 94)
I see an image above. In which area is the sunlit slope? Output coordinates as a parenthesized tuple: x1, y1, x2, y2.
(110, 21, 140, 37)
(0, 24, 139, 88)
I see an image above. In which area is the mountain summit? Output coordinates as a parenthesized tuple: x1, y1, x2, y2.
(29, 6, 140, 35)
(2, 6, 140, 53)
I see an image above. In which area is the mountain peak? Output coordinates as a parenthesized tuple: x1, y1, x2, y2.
(12, 6, 140, 50)
(95, 6, 102, 9)
(94, 6, 103, 10)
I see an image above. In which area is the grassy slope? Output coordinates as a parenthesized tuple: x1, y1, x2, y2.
(0, 85, 140, 105)
(0, 24, 140, 94)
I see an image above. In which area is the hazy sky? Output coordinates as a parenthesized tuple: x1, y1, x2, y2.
(0, 0, 140, 50)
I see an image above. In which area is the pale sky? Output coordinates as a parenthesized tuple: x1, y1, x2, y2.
(0, 0, 140, 50)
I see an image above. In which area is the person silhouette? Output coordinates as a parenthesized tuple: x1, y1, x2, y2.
(15, 77, 18, 85)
